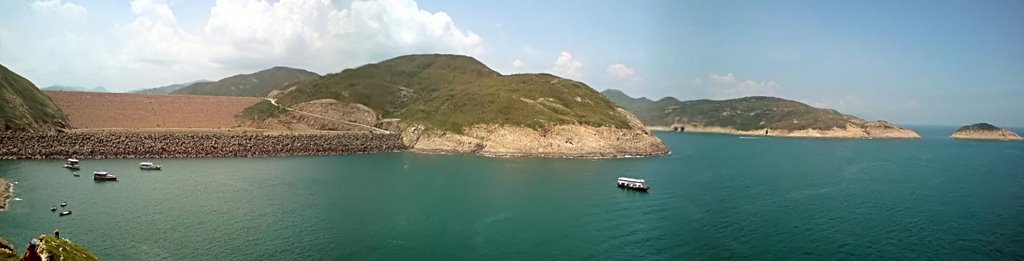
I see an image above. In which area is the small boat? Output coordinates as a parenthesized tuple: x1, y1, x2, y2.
(73, 172, 80, 177)
(93, 171, 118, 181)
(51, 206, 57, 212)
(59, 211, 72, 216)
(617, 177, 650, 192)
(62, 158, 80, 170)
(139, 161, 161, 170)
(60, 201, 67, 207)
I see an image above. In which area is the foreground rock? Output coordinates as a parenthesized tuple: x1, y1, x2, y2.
(0, 235, 97, 261)
(950, 123, 1023, 141)
(404, 109, 669, 158)
(0, 131, 405, 159)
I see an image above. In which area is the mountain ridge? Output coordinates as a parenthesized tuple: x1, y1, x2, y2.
(173, 66, 319, 97)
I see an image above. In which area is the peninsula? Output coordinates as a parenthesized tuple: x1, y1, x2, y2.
(950, 123, 1023, 141)
(602, 89, 920, 139)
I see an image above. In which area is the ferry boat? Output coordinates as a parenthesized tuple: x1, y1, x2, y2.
(62, 158, 80, 170)
(139, 161, 162, 170)
(93, 171, 118, 181)
(617, 177, 650, 192)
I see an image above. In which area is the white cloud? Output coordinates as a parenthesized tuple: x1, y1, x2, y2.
(8, 0, 485, 89)
(549, 51, 583, 79)
(693, 72, 781, 99)
(606, 63, 635, 78)
(30, 0, 86, 18)
(511, 59, 523, 68)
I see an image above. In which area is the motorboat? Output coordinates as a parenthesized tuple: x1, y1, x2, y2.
(617, 177, 650, 192)
(60, 201, 67, 207)
(51, 206, 57, 212)
(73, 172, 80, 177)
(93, 171, 118, 181)
(62, 158, 80, 170)
(139, 161, 162, 170)
(59, 211, 72, 216)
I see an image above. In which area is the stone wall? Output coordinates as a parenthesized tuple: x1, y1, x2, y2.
(0, 132, 405, 159)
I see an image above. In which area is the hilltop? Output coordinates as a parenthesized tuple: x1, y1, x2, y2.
(173, 66, 319, 97)
(248, 54, 667, 157)
(602, 89, 919, 139)
(0, 64, 69, 132)
(951, 123, 1022, 141)
(0, 235, 97, 261)
(41, 85, 108, 93)
(131, 80, 210, 94)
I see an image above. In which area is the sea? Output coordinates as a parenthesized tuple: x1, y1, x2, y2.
(1, 126, 1022, 260)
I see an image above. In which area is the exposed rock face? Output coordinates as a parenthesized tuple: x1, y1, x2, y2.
(951, 123, 1023, 141)
(239, 99, 380, 132)
(403, 109, 669, 157)
(0, 178, 11, 211)
(657, 120, 920, 139)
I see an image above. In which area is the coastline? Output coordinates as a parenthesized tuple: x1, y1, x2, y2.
(0, 131, 406, 159)
(950, 130, 1023, 141)
(647, 124, 920, 139)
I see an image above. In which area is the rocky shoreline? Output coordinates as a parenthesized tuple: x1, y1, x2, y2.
(0, 178, 11, 211)
(650, 122, 920, 139)
(950, 123, 1023, 141)
(0, 131, 406, 159)
(402, 109, 670, 158)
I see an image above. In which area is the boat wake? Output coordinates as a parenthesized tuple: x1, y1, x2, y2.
(739, 136, 763, 139)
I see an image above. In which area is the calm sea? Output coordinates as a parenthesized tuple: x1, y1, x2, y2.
(1, 126, 1022, 260)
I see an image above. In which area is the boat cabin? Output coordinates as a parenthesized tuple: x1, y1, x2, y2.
(617, 177, 650, 192)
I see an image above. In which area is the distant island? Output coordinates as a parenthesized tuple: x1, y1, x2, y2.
(129, 80, 210, 94)
(602, 89, 920, 139)
(40, 85, 108, 93)
(950, 123, 1022, 141)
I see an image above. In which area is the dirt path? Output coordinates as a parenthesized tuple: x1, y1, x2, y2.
(266, 98, 393, 134)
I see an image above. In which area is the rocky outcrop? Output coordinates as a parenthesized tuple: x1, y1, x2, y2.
(403, 108, 669, 158)
(951, 123, 1023, 141)
(0, 178, 10, 211)
(0, 131, 405, 159)
(654, 120, 920, 139)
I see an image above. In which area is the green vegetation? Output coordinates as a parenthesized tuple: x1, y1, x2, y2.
(0, 236, 16, 261)
(269, 54, 629, 132)
(39, 236, 97, 261)
(603, 89, 866, 131)
(955, 123, 1002, 132)
(0, 64, 68, 131)
(238, 100, 287, 120)
(173, 66, 319, 97)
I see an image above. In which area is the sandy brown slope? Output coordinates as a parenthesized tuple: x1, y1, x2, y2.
(45, 91, 260, 129)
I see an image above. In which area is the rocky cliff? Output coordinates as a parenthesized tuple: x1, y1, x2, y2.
(950, 123, 1022, 141)
(403, 109, 668, 157)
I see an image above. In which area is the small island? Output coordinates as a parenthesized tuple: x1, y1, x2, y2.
(950, 123, 1023, 141)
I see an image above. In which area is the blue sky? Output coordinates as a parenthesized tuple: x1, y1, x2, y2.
(1, 0, 1022, 126)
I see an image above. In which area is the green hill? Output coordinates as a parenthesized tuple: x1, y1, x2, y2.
(263, 54, 630, 132)
(173, 66, 319, 97)
(0, 64, 68, 132)
(602, 89, 873, 131)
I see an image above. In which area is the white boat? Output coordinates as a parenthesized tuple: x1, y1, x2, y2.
(617, 177, 650, 192)
(62, 158, 80, 170)
(139, 162, 161, 170)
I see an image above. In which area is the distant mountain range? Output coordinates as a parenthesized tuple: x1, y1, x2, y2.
(41, 85, 108, 92)
(1, 64, 68, 131)
(130, 80, 211, 94)
(172, 67, 319, 97)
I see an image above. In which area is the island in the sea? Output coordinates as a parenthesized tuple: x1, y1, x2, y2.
(602, 89, 920, 139)
(950, 123, 1022, 141)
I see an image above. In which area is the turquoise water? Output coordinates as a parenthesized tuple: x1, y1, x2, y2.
(1, 126, 1023, 260)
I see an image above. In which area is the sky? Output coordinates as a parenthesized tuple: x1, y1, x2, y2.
(1, 0, 1022, 127)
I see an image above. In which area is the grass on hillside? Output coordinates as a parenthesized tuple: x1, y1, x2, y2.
(238, 100, 286, 120)
(268, 54, 630, 133)
(39, 236, 97, 261)
(0, 64, 67, 131)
